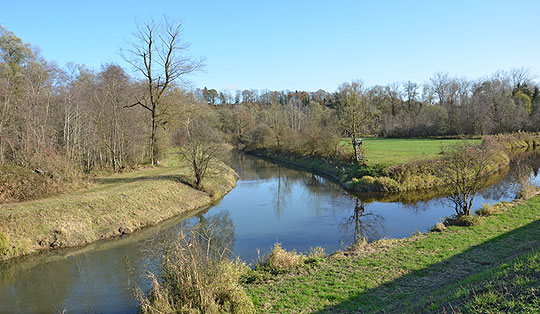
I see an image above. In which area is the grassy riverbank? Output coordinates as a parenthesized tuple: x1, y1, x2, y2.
(0, 154, 238, 261)
(244, 194, 540, 313)
(343, 137, 481, 167)
(247, 137, 499, 193)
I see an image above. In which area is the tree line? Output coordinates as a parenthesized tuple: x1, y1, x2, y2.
(2, 21, 539, 177)
(194, 69, 539, 161)
(0, 21, 206, 178)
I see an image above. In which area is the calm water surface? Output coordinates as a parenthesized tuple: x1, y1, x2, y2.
(1, 151, 539, 313)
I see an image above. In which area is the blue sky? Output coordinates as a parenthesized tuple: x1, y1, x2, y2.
(1, 0, 539, 92)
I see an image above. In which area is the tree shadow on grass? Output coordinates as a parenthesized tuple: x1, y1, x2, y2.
(313, 219, 540, 313)
(96, 174, 192, 186)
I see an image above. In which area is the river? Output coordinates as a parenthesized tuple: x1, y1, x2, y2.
(1, 151, 539, 313)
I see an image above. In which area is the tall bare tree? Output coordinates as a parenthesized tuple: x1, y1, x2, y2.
(336, 81, 379, 162)
(122, 17, 204, 165)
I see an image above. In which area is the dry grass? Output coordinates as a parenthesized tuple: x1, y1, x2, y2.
(444, 215, 482, 227)
(0, 155, 238, 261)
(486, 132, 540, 151)
(431, 222, 447, 232)
(475, 203, 497, 217)
(257, 243, 305, 273)
(137, 229, 254, 314)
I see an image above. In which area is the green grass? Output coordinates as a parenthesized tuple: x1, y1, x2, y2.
(423, 248, 540, 313)
(0, 153, 238, 261)
(250, 138, 489, 193)
(244, 195, 540, 313)
(342, 138, 482, 167)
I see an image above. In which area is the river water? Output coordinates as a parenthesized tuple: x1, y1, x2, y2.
(1, 151, 539, 313)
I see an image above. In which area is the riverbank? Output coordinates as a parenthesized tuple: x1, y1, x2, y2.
(244, 192, 540, 313)
(246, 135, 540, 194)
(0, 154, 238, 261)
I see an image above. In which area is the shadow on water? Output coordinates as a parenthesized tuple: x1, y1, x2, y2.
(313, 218, 540, 313)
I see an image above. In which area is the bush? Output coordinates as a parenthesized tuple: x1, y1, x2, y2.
(249, 123, 275, 149)
(359, 175, 375, 185)
(376, 176, 400, 192)
(137, 230, 254, 314)
(445, 215, 481, 227)
(430, 222, 447, 232)
(257, 243, 304, 274)
(476, 204, 497, 217)
(355, 164, 385, 178)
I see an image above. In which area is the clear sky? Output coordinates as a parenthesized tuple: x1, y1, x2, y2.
(1, 0, 539, 92)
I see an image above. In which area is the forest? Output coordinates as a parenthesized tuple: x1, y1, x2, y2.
(1, 23, 539, 201)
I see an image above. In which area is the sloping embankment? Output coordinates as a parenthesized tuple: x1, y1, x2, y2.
(0, 161, 238, 261)
(245, 135, 540, 194)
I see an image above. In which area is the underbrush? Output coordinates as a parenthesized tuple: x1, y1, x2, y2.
(488, 131, 540, 150)
(137, 229, 255, 314)
(0, 154, 89, 203)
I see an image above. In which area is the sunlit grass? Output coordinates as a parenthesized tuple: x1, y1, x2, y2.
(341, 138, 482, 167)
(245, 195, 540, 313)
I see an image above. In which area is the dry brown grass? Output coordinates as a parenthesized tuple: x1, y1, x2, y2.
(0, 156, 238, 261)
(431, 222, 447, 232)
(137, 229, 254, 314)
(257, 243, 305, 273)
(0, 161, 89, 204)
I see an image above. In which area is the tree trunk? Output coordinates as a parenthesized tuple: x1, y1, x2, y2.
(150, 109, 156, 165)
(352, 139, 360, 162)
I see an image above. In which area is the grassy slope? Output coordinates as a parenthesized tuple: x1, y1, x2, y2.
(245, 196, 540, 313)
(425, 248, 539, 313)
(0, 154, 238, 261)
(343, 138, 482, 167)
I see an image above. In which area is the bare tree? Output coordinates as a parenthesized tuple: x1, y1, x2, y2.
(336, 81, 379, 162)
(428, 72, 449, 106)
(384, 82, 402, 116)
(178, 119, 224, 189)
(440, 140, 498, 216)
(509, 67, 533, 90)
(403, 80, 418, 112)
(122, 17, 204, 165)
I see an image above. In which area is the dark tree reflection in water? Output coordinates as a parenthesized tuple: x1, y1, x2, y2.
(341, 198, 385, 245)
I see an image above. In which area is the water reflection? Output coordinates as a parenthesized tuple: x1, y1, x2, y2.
(271, 166, 292, 218)
(1, 150, 539, 313)
(341, 198, 385, 244)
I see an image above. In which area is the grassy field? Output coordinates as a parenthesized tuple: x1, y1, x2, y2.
(244, 195, 540, 313)
(249, 138, 493, 193)
(343, 138, 482, 167)
(0, 153, 238, 261)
